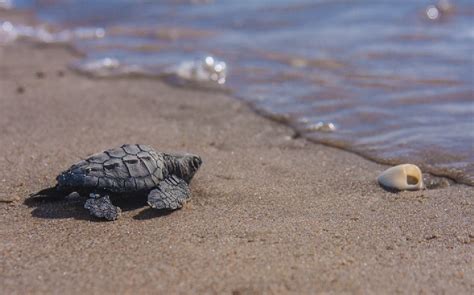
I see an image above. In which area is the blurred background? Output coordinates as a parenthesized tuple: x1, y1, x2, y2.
(1, 0, 473, 184)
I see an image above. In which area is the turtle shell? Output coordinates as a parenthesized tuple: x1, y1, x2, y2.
(57, 144, 166, 193)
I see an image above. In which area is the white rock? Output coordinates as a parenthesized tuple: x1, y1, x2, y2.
(377, 164, 424, 191)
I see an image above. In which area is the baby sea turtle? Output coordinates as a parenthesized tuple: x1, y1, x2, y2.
(55, 144, 202, 221)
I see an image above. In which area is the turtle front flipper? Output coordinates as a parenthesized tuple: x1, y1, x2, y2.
(147, 175, 191, 210)
(84, 193, 122, 221)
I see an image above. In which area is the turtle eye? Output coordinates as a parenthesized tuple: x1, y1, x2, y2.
(192, 157, 201, 169)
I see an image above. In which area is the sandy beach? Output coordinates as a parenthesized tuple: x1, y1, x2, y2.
(0, 41, 472, 294)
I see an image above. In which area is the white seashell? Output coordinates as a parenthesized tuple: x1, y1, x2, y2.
(377, 164, 424, 191)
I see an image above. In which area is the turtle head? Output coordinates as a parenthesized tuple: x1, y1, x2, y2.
(164, 152, 202, 183)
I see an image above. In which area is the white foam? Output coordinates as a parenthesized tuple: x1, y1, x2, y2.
(0, 20, 105, 44)
(173, 56, 227, 85)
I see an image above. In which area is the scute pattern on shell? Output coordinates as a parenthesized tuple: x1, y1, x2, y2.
(57, 144, 166, 192)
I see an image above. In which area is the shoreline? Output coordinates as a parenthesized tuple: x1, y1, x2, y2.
(249, 106, 469, 187)
(1, 7, 472, 186)
(0, 41, 473, 294)
(0, 9, 474, 187)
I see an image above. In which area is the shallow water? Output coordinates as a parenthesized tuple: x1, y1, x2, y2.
(3, 0, 474, 184)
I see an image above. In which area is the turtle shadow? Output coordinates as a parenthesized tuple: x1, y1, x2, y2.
(133, 208, 174, 220)
(25, 187, 92, 221)
(25, 187, 153, 222)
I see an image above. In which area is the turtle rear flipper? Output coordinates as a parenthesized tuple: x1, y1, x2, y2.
(84, 193, 122, 221)
(147, 175, 190, 210)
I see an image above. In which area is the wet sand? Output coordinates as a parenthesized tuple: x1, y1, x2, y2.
(0, 43, 472, 294)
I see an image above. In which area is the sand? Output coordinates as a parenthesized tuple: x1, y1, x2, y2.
(0, 42, 472, 294)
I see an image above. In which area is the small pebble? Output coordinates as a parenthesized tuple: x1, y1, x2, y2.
(35, 71, 45, 78)
(425, 234, 438, 241)
(423, 174, 451, 189)
(16, 86, 25, 94)
(0, 192, 20, 203)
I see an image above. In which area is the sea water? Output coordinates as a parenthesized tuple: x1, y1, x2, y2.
(2, 0, 473, 184)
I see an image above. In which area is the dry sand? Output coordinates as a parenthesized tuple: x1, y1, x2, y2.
(0, 42, 472, 294)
